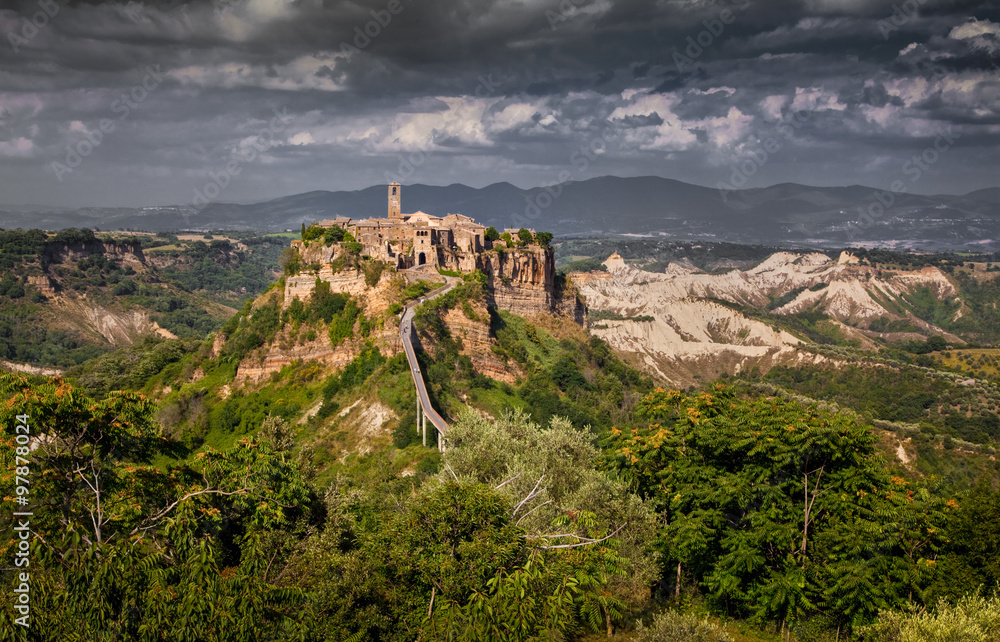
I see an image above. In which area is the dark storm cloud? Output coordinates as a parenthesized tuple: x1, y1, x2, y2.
(0, 0, 997, 208)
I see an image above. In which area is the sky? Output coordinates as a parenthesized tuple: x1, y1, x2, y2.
(0, 0, 998, 209)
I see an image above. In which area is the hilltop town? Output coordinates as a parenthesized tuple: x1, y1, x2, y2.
(286, 183, 583, 324)
(291, 182, 534, 272)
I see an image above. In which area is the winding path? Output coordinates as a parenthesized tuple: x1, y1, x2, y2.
(399, 274, 460, 451)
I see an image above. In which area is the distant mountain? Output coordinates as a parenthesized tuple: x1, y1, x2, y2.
(3, 176, 998, 250)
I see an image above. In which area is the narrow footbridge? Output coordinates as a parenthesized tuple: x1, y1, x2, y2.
(399, 275, 459, 451)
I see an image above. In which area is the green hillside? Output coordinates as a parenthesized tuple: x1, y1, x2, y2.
(2, 231, 999, 640)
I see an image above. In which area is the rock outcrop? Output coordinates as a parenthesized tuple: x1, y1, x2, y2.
(439, 300, 523, 384)
(236, 270, 404, 384)
(476, 246, 585, 323)
(573, 251, 961, 386)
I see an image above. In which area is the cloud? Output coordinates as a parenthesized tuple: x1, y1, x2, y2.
(289, 132, 315, 146)
(949, 18, 1000, 54)
(0, 137, 35, 158)
(0, 0, 997, 206)
(170, 54, 345, 92)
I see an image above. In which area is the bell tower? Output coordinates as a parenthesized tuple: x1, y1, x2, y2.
(388, 182, 401, 218)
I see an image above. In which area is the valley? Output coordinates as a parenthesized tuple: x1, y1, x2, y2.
(2, 222, 1000, 641)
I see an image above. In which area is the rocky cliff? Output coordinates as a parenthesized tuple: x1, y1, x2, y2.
(235, 269, 404, 384)
(43, 239, 146, 270)
(438, 299, 523, 385)
(476, 246, 586, 324)
(263, 240, 583, 386)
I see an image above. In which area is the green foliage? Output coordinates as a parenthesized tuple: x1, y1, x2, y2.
(402, 280, 432, 301)
(279, 246, 301, 275)
(560, 257, 608, 273)
(392, 408, 420, 448)
(310, 279, 349, 323)
(221, 300, 282, 359)
(0, 228, 47, 267)
(113, 277, 138, 295)
(363, 260, 388, 287)
(756, 364, 1000, 443)
(327, 299, 360, 348)
(0, 375, 315, 640)
(931, 480, 1000, 600)
(318, 344, 386, 420)
(446, 408, 659, 607)
(52, 227, 97, 245)
(489, 312, 651, 432)
(633, 610, 733, 642)
(517, 228, 534, 245)
(152, 232, 287, 305)
(610, 386, 955, 632)
(301, 223, 325, 242)
(485, 226, 500, 242)
(589, 308, 655, 323)
(861, 593, 1000, 642)
(73, 336, 194, 396)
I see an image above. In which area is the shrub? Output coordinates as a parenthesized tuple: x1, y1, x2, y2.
(861, 594, 1000, 642)
(114, 279, 138, 296)
(633, 611, 732, 642)
(392, 409, 419, 448)
(364, 261, 387, 287)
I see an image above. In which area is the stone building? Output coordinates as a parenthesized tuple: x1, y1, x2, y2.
(316, 183, 491, 271)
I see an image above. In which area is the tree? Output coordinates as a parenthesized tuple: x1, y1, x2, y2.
(536, 232, 553, 247)
(0, 374, 314, 639)
(609, 385, 952, 634)
(445, 409, 659, 628)
(278, 246, 301, 275)
(485, 226, 500, 242)
(932, 479, 1000, 601)
(517, 228, 533, 245)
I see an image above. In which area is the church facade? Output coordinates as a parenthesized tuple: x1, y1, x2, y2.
(316, 183, 491, 271)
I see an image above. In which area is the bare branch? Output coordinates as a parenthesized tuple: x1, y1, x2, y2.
(494, 471, 521, 490)
(129, 487, 253, 536)
(532, 524, 627, 550)
(515, 500, 552, 526)
(512, 474, 546, 516)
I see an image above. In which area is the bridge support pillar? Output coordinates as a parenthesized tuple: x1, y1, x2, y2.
(422, 410, 427, 447)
